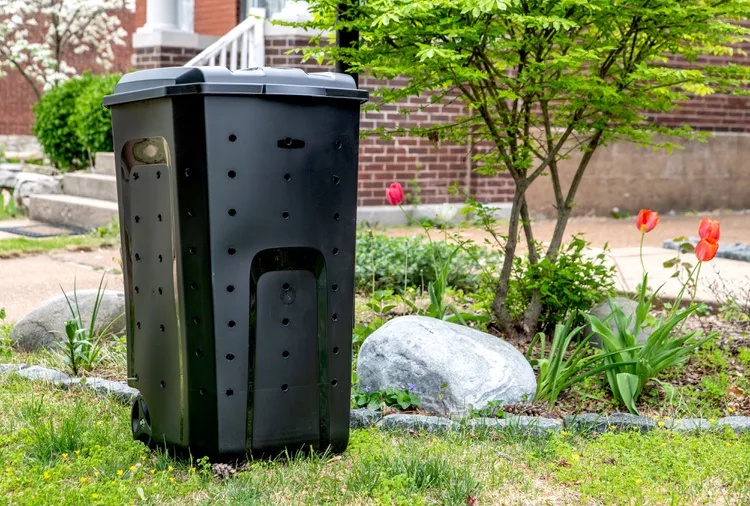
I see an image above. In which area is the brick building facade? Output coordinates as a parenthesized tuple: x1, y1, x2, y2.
(2, 1, 749, 212)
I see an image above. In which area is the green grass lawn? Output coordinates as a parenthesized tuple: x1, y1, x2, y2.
(0, 374, 748, 506)
(0, 235, 117, 258)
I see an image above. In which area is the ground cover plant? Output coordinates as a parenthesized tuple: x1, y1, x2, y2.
(1, 374, 749, 505)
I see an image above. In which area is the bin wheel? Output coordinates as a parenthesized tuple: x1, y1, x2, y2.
(131, 396, 152, 445)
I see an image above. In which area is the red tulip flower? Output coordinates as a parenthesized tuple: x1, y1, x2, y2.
(386, 182, 405, 206)
(636, 209, 659, 233)
(695, 238, 719, 262)
(698, 218, 720, 242)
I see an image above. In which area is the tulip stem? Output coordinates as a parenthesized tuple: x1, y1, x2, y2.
(639, 231, 646, 276)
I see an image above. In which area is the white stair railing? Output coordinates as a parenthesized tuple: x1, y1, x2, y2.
(184, 9, 266, 70)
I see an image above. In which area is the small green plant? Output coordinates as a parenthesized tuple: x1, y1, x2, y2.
(58, 275, 123, 375)
(586, 276, 716, 414)
(352, 385, 421, 411)
(470, 400, 506, 418)
(527, 313, 631, 410)
(95, 217, 121, 238)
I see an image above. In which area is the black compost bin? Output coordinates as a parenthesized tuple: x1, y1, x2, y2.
(103, 66, 368, 458)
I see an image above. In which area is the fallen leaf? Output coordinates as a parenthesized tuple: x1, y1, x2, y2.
(728, 386, 745, 399)
(602, 457, 616, 465)
(467, 494, 478, 506)
(558, 459, 572, 468)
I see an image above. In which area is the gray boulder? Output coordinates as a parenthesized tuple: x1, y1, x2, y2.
(357, 315, 537, 417)
(15, 365, 73, 385)
(0, 163, 22, 188)
(586, 296, 653, 347)
(13, 172, 62, 210)
(10, 290, 125, 351)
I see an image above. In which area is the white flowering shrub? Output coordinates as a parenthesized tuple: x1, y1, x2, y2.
(0, 0, 133, 98)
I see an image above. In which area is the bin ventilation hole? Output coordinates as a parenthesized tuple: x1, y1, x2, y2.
(199, 387, 206, 396)
(227, 285, 235, 292)
(228, 248, 236, 255)
(158, 287, 163, 295)
(332, 248, 339, 255)
(133, 172, 139, 180)
(331, 379, 339, 387)
(332, 284, 339, 291)
(334, 140, 343, 150)
(195, 349, 203, 357)
(332, 313, 339, 322)
(229, 134, 237, 142)
(332, 175, 340, 185)
(135, 216, 140, 223)
(190, 282, 198, 291)
(282, 211, 290, 219)
(188, 246, 196, 255)
(228, 209, 237, 217)
(160, 381, 166, 389)
(282, 350, 290, 358)
(284, 137, 292, 146)
(158, 254, 163, 263)
(226, 389, 234, 396)
(228, 320, 236, 328)
(136, 322, 141, 329)
(184, 168, 190, 178)
(281, 384, 289, 392)
(156, 171, 161, 179)
(228, 170, 236, 178)
(187, 209, 194, 217)
(158, 214, 162, 222)
(333, 346, 340, 355)
(134, 286, 139, 294)
(134, 253, 141, 261)
(282, 318, 290, 326)
(282, 282, 290, 290)
(192, 316, 200, 324)
(226, 353, 235, 361)
(333, 212, 340, 221)
(159, 324, 165, 332)
(284, 173, 291, 182)
(277, 137, 305, 149)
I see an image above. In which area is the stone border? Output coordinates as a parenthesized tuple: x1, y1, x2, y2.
(3, 365, 747, 435)
(663, 237, 750, 263)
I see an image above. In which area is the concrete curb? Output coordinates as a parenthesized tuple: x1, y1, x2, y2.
(356, 202, 511, 226)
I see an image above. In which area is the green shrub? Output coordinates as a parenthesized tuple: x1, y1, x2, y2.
(355, 232, 498, 292)
(32, 72, 119, 169)
(507, 236, 615, 334)
(70, 73, 120, 158)
(32, 74, 94, 169)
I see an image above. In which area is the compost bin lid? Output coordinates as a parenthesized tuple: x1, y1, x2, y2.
(103, 66, 368, 107)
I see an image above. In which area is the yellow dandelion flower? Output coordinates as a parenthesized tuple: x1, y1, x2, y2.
(676, 420, 682, 424)
(141, 456, 146, 461)
(665, 416, 671, 421)
(62, 453, 68, 458)
(168, 466, 173, 472)
(635, 479, 642, 484)
(571, 453, 580, 460)
(117, 470, 124, 476)
(725, 442, 731, 446)
(91, 494, 99, 499)
(658, 421, 665, 427)
(710, 418, 717, 423)
(190, 467, 196, 473)
(97, 421, 102, 426)
(129, 466, 136, 471)
(111, 480, 116, 485)
(43, 472, 50, 480)
(94, 471, 99, 477)
(5, 467, 10, 473)
(74, 450, 80, 455)
(610, 425, 616, 430)
(661, 443, 667, 447)
(728, 407, 735, 413)
(169, 477, 175, 482)
(150, 469, 155, 475)
(80, 477, 88, 483)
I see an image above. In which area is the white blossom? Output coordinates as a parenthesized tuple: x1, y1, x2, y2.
(0, 0, 131, 98)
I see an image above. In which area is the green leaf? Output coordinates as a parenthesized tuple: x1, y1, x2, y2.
(616, 373, 641, 414)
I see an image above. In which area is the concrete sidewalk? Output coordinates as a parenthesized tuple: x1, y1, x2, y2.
(598, 246, 750, 305)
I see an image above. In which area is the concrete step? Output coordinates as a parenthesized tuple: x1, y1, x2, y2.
(29, 194, 119, 230)
(94, 152, 115, 176)
(64, 173, 117, 202)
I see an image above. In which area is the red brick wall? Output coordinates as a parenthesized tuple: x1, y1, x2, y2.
(194, 0, 239, 36)
(265, 36, 515, 206)
(0, 8, 136, 136)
